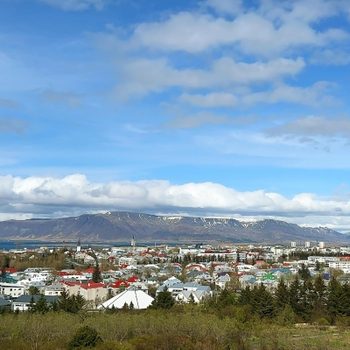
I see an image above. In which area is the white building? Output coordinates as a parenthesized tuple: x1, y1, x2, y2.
(329, 260, 350, 273)
(0, 283, 25, 298)
(98, 289, 154, 310)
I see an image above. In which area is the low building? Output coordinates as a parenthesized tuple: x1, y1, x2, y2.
(12, 295, 59, 312)
(0, 282, 25, 298)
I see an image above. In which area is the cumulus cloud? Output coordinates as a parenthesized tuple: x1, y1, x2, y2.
(131, 6, 347, 56)
(38, 0, 108, 11)
(0, 174, 350, 227)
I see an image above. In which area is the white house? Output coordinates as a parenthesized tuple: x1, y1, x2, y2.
(12, 295, 58, 312)
(0, 282, 25, 298)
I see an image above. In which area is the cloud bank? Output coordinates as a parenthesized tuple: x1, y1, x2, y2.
(1, 174, 350, 230)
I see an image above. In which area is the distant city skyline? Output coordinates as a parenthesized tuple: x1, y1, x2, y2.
(0, 0, 350, 230)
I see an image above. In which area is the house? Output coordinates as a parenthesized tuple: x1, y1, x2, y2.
(12, 295, 59, 312)
(175, 289, 211, 303)
(0, 282, 25, 298)
(98, 288, 154, 310)
(157, 280, 212, 299)
(215, 274, 231, 289)
(44, 283, 65, 296)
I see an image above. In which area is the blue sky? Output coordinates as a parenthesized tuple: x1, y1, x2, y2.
(1, 0, 350, 230)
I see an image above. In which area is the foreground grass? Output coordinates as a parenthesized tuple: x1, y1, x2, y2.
(1, 309, 350, 350)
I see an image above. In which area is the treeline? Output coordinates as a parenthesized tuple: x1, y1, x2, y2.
(27, 291, 86, 314)
(206, 273, 350, 325)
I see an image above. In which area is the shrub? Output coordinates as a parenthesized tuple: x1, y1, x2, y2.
(68, 325, 102, 349)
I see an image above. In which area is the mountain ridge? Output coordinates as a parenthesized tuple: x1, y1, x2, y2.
(0, 211, 348, 243)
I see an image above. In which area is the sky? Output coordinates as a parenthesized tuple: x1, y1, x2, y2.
(1, 0, 350, 231)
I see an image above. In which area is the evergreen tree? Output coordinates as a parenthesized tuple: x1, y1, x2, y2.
(238, 286, 252, 305)
(298, 264, 311, 281)
(34, 294, 49, 314)
(313, 274, 326, 313)
(29, 296, 35, 313)
(28, 286, 40, 295)
(326, 276, 342, 321)
(275, 278, 289, 311)
(251, 284, 275, 318)
(68, 326, 102, 349)
(289, 276, 302, 316)
(152, 288, 175, 309)
(92, 265, 102, 283)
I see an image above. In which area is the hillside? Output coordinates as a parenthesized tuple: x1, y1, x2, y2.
(0, 211, 348, 243)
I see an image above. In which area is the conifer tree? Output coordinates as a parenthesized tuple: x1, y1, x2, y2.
(326, 276, 342, 321)
(35, 294, 49, 314)
(152, 288, 175, 309)
(275, 278, 289, 310)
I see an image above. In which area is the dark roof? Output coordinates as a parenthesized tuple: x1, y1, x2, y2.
(0, 298, 11, 307)
(14, 295, 59, 303)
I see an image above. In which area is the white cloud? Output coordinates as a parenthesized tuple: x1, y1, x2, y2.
(0, 174, 350, 229)
(117, 57, 304, 98)
(38, 0, 108, 11)
(180, 92, 238, 108)
(180, 81, 334, 108)
(131, 7, 347, 56)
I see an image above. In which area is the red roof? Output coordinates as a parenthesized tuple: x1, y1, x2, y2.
(80, 282, 105, 289)
(111, 280, 129, 288)
(127, 276, 138, 283)
(3, 267, 17, 274)
(84, 267, 96, 274)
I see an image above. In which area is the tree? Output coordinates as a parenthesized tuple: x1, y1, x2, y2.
(0, 255, 10, 277)
(92, 265, 102, 283)
(152, 289, 175, 309)
(326, 276, 342, 321)
(275, 278, 289, 311)
(58, 290, 85, 313)
(250, 284, 275, 318)
(34, 294, 49, 314)
(68, 326, 102, 349)
(28, 286, 40, 295)
(298, 264, 311, 281)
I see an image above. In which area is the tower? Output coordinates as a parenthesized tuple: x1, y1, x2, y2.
(131, 235, 136, 250)
(76, 238, 81, 253)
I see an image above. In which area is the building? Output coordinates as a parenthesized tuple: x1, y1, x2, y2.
(0, 282, 25, 298)
(12, 295, 59, 312)
(98, 288, 154, 310)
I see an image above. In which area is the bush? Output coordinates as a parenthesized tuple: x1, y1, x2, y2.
(68, 325, 102, 349)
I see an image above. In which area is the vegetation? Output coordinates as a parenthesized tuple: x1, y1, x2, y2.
(68, 326, 102, 349)
(1, 306, 350, 350)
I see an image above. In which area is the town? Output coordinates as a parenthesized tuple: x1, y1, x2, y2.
(1, 238, 350, 312)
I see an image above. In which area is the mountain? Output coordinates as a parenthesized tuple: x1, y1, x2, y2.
(0, 211, 348, 243)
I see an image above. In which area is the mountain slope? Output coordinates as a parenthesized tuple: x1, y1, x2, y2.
(0, 211, 348, 243)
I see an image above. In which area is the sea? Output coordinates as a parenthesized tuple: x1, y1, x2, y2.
(0, 240, 174, 251)
(0, 240, 132, 251)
